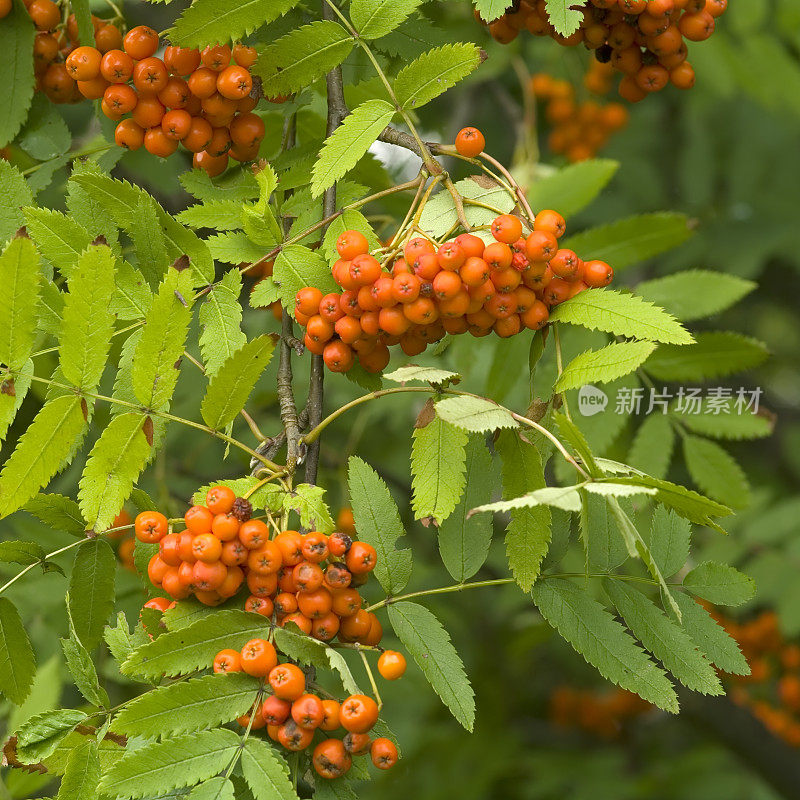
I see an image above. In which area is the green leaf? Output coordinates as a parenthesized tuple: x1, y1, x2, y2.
(0, 539, 44, 565)
(70, 172, 214, 286)
(643, 506, 690, 578)
(170, 0, 301, 47)
(56, 739, 100, 800)
(200, 272, 247, 378)
(636, 270, 756, 321)
(411, 415, 468, 524)
(104, 612, 142, 663)
(113, 261, 152, 321)
(474, 0, 512, 23)
(545, 0, 584, 35)
(347, 457, 412, 594)
(129, 194, 170, 290)
(394, 43, 481, 110)
(78, 413, 152, 532)
(180, 168, 259, 203)
(672, 593, 750, 676)
(627, 413, 674, 479)
(671, 406, 773, 441)
(188, 778, 236, 800)
(13, 709, 86, 763)
(0, 0, 35, 148)
(60, 634, 109, 708)
(549, 289, 694, 345)
(644, 332, 769, 382)
(23, 207, 93, 278)
(420, 175, 515, 238)
(0, 395, 87, 517)
(532, 579, 678, 712)
(254, 21, 354, 96)
(472, 485, 582, 514)
(200, 335, 275, 430)
(112, 673, 261, 739)
(527, 160, 618, 218)
(283, 484, 335, 533)
(132, 269, 193, 411)
(0, 357, 32, 441)
(683, 561, 755, 606)
(312, 100, 395, 197)
(69, 539, 116, 650)
(581, 492, 627, 571)
(272, 244, 338, 309)
(555, 341, 657, 392)
(351, 0, 424, 38)
(604, 579, 722, 695)
(683, 435, 750, 509)
(240, 738, 298, 800)
(0, 597, 36, 704)
(249, 277, 280, 308)
(561, 213, 692, 272)
(122, 611, 268, 681)
(177, 200, 243, 232)
(495, 429, 551, 591)
(384, 365, 460, 385)
(24, 493, 86, 535)
(18, 96, 70, 161)
(438, 436, 494, 582)
(0, 161, 33, 243)
(59, 245, 116, 392)
(98, 729, 241, 799)
(206, 231, 266, 265)
(388, 601, 475, 731)
(69, 0, 94, 44)
(0, 236, 40, 370)
(435, 395, 516, 433)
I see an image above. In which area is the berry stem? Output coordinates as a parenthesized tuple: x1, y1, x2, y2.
(552, 323, 574, 422)
(358, 647, 383, 711)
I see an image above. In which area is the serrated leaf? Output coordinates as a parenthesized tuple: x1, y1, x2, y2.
(527, 160, 618, 218)
(394, 43, 480, 110)
(347, 457, 412, 594)
(61, 634, 109, 708)
(438, 436, 494, 582)
(604, 579, 722, 695)
(122, 611, 269, 680)
(18, 95, 70, 161)
(0, 161, 33, 243)
(0, 236, 40, 371)
(113, 261, 153, 321)
(98, 729, 240, 799)
(56, 739, 100, 800)
(70, 172, 214, 286)
(564, 213, 693, 276)
(0, 357, 32, 441)
(582, 482, 656, 498)
(411, 416, 468, 524)
(14, 709, 86, 763)
(170, 0, 300, 47)
(0, 539, 44, 565)
(384, 365, 460, 385)
(199, 271, 247, 378)
(0, 597, 36, 704)
(23, 207, 93, 278)
(636, 270, 756, 321)
(352, 0, 423, 38)
(388, 601, 475, 730)
(132, 269, 193, 411)
(435, 395, 516, 433)
(683, 435, 750, 509)
(495, 429, 551, 591)
(78, 413, 152, 532)
(532, 579, 678, 712)
(180, 168, 259, 203)
(188, 778, 236, 800)
(472, 484, 582, 514)
(177, 200, 244, 232)
(644, 332, 769, 382)
(556, 341, 657, 392)
(0, 395, 87, 517)
(550, 289, 694, 345)
(200, 335, 275, 430)
(0, 1, 35, 148)
(544, 0, 583, 35)
(112, 673, 261, 739)
(283, 483, 335, 533)
(671, 406, 772, 440)
(249, 277, 280, 308)
(254, 21, 354, 96)
(240, 738, 297, 800)
(312, 100, 395, 197)
(272, 244, 338, 309)
(683, 561, 755, 606)
(24, 493, 86, 535)
(69, 539, 116, 650)
(474, 0, 512, 23)
(206, 231, 265, 265)
(104, 612, 141, 663)
(59, 245, 115, 392)
(643, 506, 690, 578)
(672, 593, 750, 676)
(129, 194, 170, 289)
(581, 492, 627, 571)
(627, 413, 674, 479)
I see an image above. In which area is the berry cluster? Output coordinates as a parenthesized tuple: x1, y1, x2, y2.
(549, 686, 651, 739)
(136, 486, 384, 649)
(479, 0, 727, 101)
(531, 71, 629, 162)
(713, 609, 800, 747)
(209, 643, 401, 777)
(293, 212, 613, 373)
